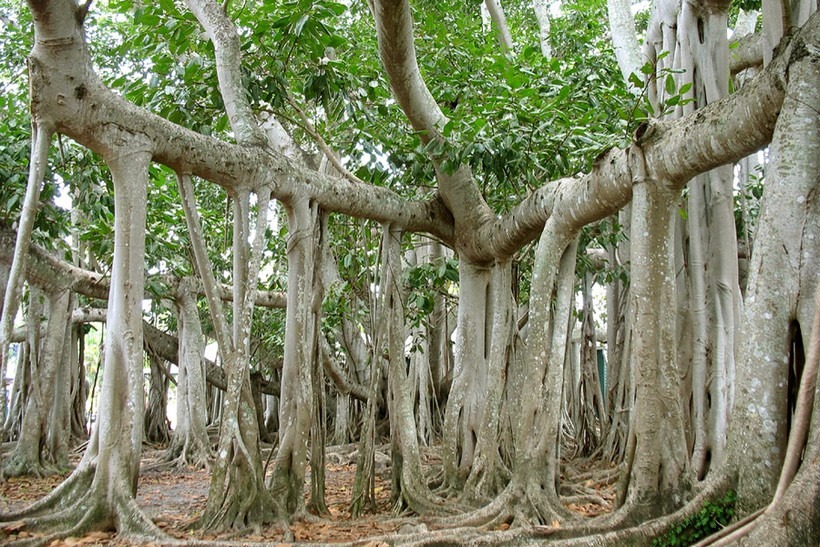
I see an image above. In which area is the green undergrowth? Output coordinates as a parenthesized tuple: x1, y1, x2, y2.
(652, 490, 737, 547)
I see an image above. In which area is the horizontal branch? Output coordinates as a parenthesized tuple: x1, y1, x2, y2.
(0, 229, 286, 308)
(26, 29, 455, 244)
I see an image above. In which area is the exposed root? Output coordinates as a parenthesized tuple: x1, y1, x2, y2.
(561, 493, 610, 508)
(426, 484, 515, 529)
(1, 454, 61, 479)
(161, 434, 213, 471)
(1, 507, 101, 547)
(458, 452, 511, 507)
(394, 474, 462, 518)
(0, 462, 94, 520)
(0, 472, 170, 546)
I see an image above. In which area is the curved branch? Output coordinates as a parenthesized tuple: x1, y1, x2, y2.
(729, 32, 764, 75)
(484, 0, 514, 51)
(184, 0, 267, 146)
(372, 0, 447, 141)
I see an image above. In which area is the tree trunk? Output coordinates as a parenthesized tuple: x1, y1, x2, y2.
(620, 148, 690, 520)
(182, 181, 275, 530)
(268, 196, 322, 518)
(164, 281, 212, 468)
(729, 41, 819, 515)
(144, 352, 171, 445)
(0, 121, 53, 429)
(383, 225, 446, 515)
(4, 287, 72, 476)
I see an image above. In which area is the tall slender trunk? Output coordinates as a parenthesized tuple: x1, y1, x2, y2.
(269, 196, 322, 517)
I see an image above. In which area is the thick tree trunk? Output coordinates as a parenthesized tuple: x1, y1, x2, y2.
(729, 41, 819, 514)
(0, 117, 166, 540)
(443, 260, 492, 489)
(620, 148, 690, 520)
(183, 184, 275, 530)
(459, 261, 514, 505)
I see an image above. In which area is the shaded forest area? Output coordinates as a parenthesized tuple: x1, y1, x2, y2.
(0, 0, 818, 544)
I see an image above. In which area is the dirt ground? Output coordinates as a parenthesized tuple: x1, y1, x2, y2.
(0, 445, 615, 545)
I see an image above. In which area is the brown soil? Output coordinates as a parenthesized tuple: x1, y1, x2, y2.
(0, 446, 614, 545)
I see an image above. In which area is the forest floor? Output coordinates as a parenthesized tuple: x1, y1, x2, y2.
(0, 443, 616, 545)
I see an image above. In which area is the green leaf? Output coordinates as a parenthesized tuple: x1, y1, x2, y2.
(293, 14, 310, 37)
(665, 74, 676, 95)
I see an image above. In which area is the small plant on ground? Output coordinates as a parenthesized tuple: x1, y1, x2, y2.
(652, 490, 737, 546)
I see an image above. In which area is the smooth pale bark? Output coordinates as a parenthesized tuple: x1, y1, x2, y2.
(729, 43, 819, 514)
(0, 229, 287, 310)
(0, 122, 53, 428)
(11, 0, 806, 274)
(607, 0, 643, 86)
(268, 196, 320, 517)
(532, 0, 552, 58)
(350, 242, 387, 517)
(4, 294, 41, 443)
(459, 261, 514, 505)
(382, 225, 446, 515)
(184, 0, 266, 146)
(503, 231, 578, 523)
(372, 0, 495, 250)
(179, 174, 275, 529)
(164, 282, 211, 468)
(443, 261, 491, 489)
(0, 97, 165, 539)
(44, 291, 76, 467)
(642, 0, 738, 479)
(4, 288, 73, 477)
(621, 158, 690, 518)
(447, 261, 514, 503)
(484, 0, 514, 51)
